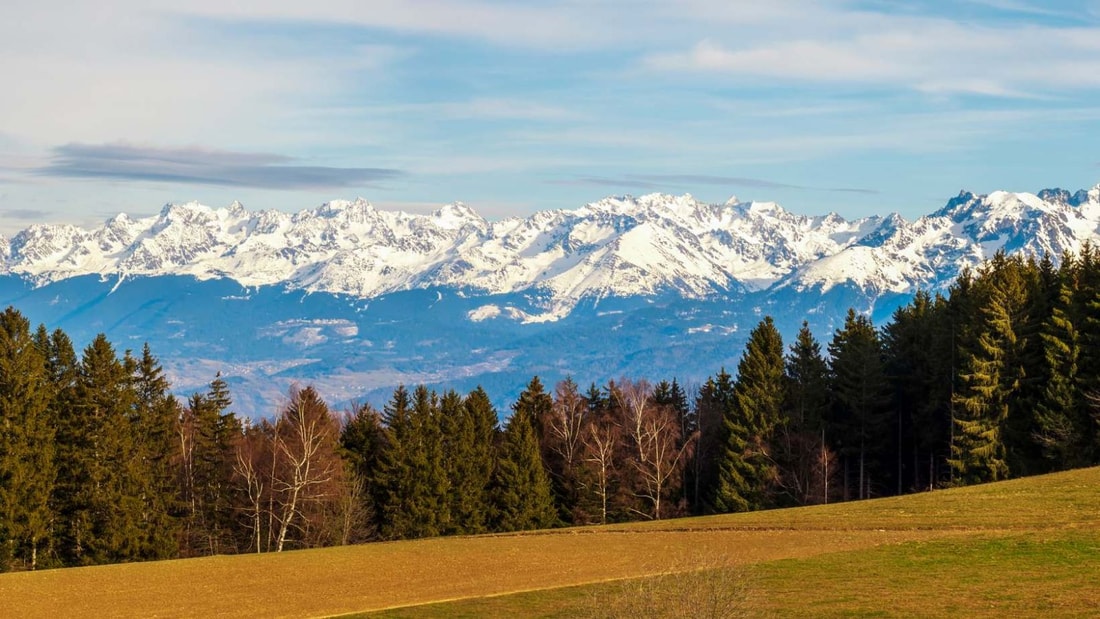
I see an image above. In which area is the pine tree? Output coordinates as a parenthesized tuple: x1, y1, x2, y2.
(1013, 254, 1060, 475)
(690, 369, 734, 514)
(828, 310, 890, 499)
(129, 344, 181, 559)
(339, 401, 388, 536)
(1073, 245, 1100, 458)
(493, 378, 557, 532)
(779, 321, 831, 505)
(42, 328, 81, 565)
(441, 388, 495, 535)
(949, 286, 1015, 484)
(377, 385, 448, 539)
(1033, 274, 1088, 468)
(376, 385, 412, 539)
(68, 335, 143, 564)
(454, 386, 498, 533)
(181, 375, 242, 555)
(883, 291, 957, 493)
(714, 317, 784, 512)
(0, 308, 55, 571)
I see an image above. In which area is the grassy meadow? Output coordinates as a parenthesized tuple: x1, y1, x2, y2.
(2, 467, 1098, 618)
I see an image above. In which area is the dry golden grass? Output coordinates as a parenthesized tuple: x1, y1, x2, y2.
(2, 467, 1098, 618)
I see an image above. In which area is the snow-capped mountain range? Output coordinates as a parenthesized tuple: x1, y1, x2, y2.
(1, 184, 1098, 415)
(5, 184, 1099, 323)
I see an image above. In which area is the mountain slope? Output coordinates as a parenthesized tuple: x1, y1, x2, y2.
(2, 184, 1098, 414)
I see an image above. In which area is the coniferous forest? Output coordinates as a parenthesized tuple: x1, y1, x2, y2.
(3, 248, 1100, 571)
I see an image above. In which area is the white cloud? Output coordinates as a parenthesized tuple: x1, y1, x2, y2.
(643, 16, 1100, 96)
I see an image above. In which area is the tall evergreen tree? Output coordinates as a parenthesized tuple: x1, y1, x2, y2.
(129, 344, 181, 559)
(882, 291, 956, 493)
(828, 310, 890, 499)
(339, 401, 388, 536)
(1033, 273, 1088, 468)
(68, 335, 143, 564)
(690, 369, 734, 514)
(42, 328, 81, 566)
(714, 317, 784, 512)
(0, 308, 55, 571)
(1073, 244, 1100, 456)
(453, 386, 498, 533)
(1014, 254, 1060, 474)
(438, 388, 497, 535)
(779, 321, 831, 505)
(493, 377, 557, 532)
(180, 375, 241, 556)
(377, 385, 448, 539)
(949, 286, 1016, 484)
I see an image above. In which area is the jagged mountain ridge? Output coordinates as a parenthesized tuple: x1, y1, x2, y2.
(3, 184, 1099, 415)
(4, 185, 1099, 322)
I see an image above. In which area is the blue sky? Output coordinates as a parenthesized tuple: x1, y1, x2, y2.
(2, 0, 1100, 234)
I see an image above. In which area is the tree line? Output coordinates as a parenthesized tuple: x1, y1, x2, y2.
(3, 247, 1100, 571)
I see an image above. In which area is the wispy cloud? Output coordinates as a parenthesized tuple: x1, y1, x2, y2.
(2, 208, 52, 220)
(546, 176, 662, 190)
(548, 174, 878, 195)
(38, 144, 403, 190)
(960, 0, 1088, 20)
(633, 174, 803, 191)
(643, 20, 1100, 97)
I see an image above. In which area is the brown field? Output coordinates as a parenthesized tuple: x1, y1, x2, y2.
(2, 467, 1098, 618)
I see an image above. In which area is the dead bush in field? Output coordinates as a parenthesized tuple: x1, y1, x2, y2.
(584, 562, 753, 619)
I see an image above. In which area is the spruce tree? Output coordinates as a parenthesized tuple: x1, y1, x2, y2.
(949, 286, 1015, 484)
(828, 310, 890, 499)
(1014, 254, 1059, 473)
(690, 369, 734, 514)
(0, 308, 55, 571)
(340, 401, 388, 535)
(714, 317, 784, 512)
(181, 375, 242, 555)
(780, 321, 831, 505)
(130, 344, 181, 559)
(455, 386, 498, 533)
(1033, 276, 1087, 468)
(377, 385, 448, 538)
(1073, 245, 1100, 458)
(440, 389, 487, 535)
(376, 385, 412, 539)
(883, 291, 955, 493)
(42, 328, 81, 565)
(70, 335, 143, 564)
(493, 378, 557, 532)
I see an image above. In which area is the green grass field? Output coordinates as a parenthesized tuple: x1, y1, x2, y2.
(2, 468, 1097, 618)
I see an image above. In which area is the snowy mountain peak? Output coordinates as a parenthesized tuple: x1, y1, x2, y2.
(737, 200, 788, 219)
(3, 184, 1100, 321)
(432, 202, 484, 229)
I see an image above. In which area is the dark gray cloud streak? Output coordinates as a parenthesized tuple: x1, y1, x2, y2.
(39, 143, 404, 190)
(2, 208, 52, 219)
(551, 173, 878, 195)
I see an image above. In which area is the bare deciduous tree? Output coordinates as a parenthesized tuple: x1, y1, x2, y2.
(232, 423, 268, 553)
(548, 378, 588, 471)
(271, 386, 340, 552)
(581, 420, 619, 525)
(615, 379, 692, 520)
